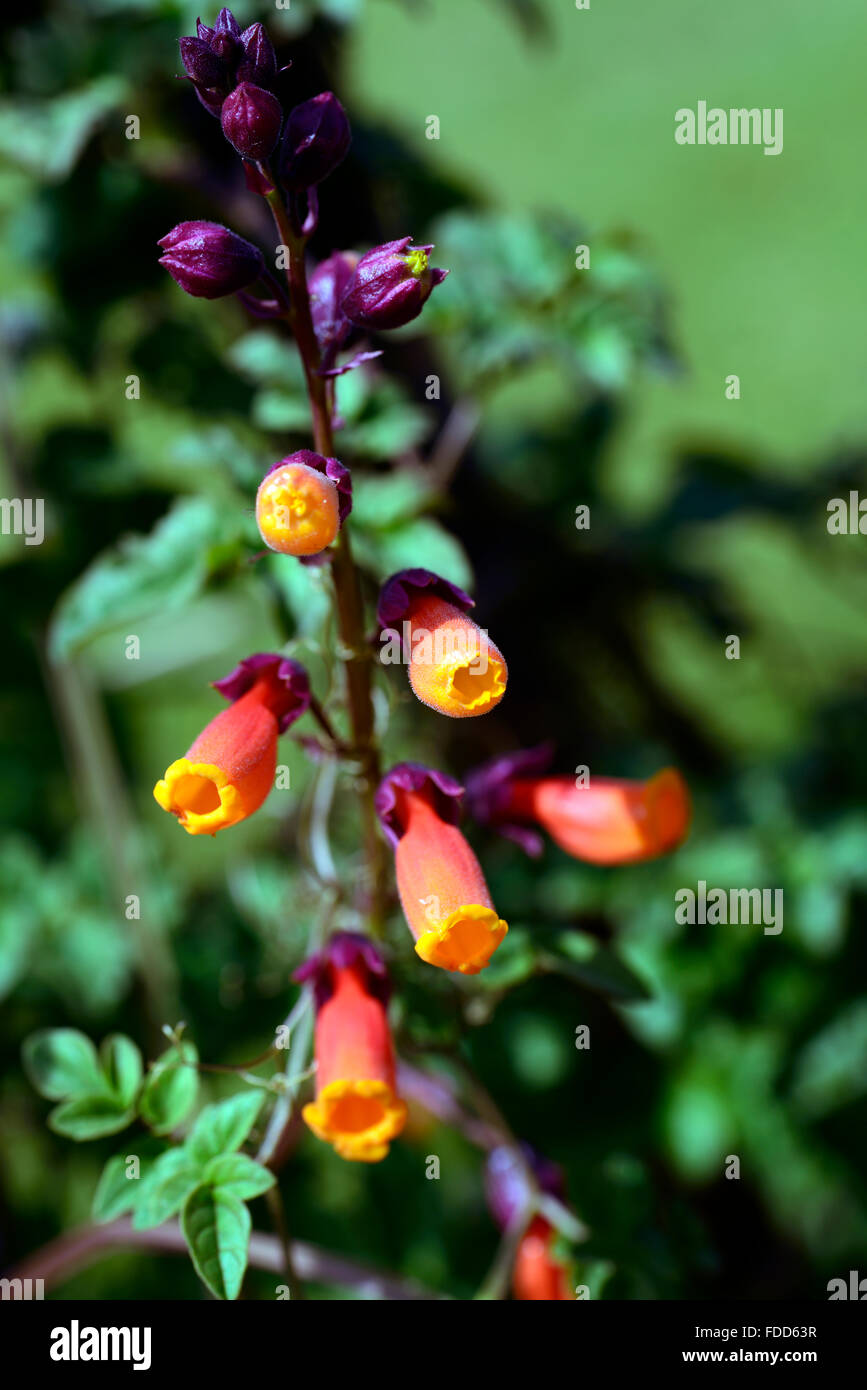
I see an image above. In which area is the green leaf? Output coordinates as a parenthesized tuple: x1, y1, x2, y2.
(353, 517, 473, 590)
(252, 389, 316, 433)
(48, 1095, 135, 1141)
(0, 78, 127, 182)
(350, 472, 434, 531)
(187, 1091, 265, 1166)
(49, 495, 246, 657)
(131, 1148, 203, 1231)
(22, 1029, 105, 1101)
(100, 1034, 143, 1109)
(425, 210, 671, 394)
(92, 1153, 146, 1224)
(203, 1153, 276, 1201)
(139, 1042, 199, 1136)
(267, 551, 331, 636)
(227, 330, 304, 388)
(181, 1185, 251, 1301)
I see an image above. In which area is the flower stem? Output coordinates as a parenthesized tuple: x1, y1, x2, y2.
(261, 167, 387, 930)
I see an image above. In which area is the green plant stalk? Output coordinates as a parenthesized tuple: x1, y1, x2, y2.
(262, 172, 387, 931)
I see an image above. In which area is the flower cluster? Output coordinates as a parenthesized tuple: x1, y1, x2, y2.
(153, 11, 692, 1295)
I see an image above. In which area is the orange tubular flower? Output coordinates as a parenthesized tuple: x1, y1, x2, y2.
(256, 449, 352, 557)
(295, 933, 406, 1163)
(376, 763, 508, 975)
(513, 1217, 573, 1301)
(153, 653, 310, 836)
(466, 744, 690, 865)
(377, 568, 507, 719)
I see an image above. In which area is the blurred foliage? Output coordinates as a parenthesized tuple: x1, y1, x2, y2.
(0, 0, 865, 1302)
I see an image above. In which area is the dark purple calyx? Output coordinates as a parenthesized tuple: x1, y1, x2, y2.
(374, 762, 464, 848)
(213, 652, 311, 732)
(294, 931, 390, 1007)
(376, 567, 474, 632)
(464, 743, 555, 857)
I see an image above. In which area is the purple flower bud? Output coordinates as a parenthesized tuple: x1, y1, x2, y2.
(281, 91, 351, 192)
(309, 251, 359, 360)
(158, 220, 264, 299)
(237, 22, 277, 88)
(221, 82, 282, 160)
(213, 6, 240, 36)
(484, 1145, 567, 1231)
(196, 19, 214, 42)
(340, 237, 448, 331)
(179, 36, 229, 92)
(210, 8, 240, 65)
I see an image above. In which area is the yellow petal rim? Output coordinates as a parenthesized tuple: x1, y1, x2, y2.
(302, 1078, 407, 1163)
(153, 759, 242, 836)
(414, 903, 508, 975)
(446, 653, 507, 714)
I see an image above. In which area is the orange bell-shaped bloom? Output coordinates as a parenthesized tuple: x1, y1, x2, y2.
(256, 450, 352, 557)
(513, 1217, 573, 1301)
(376, 763, 508, 974)
(295, 933, 406, 1163)
(153, 653, 310, 836)
(377, 569, 507, 718)
(467, 745, 690, 865)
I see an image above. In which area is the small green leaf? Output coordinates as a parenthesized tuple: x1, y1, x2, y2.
(92, 1153, 147, 1224)
(49, 495, 245, 657)
(23, 1029, 105, 1101)
(187, 1091, 265, 1166)
(0, 78, 127, 182)
(48, 1095, 135, 1141)
(100, 1034, 143, 1109)
(203, 1153, 276, 1201)
(350, 472, 433, 531)
(132, 1148, 203, 1231)
(353, 517, 473, 589)
(139, 1042, 199, 1135)
(181, 1185, 251, 1301)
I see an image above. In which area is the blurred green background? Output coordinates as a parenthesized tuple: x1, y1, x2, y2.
(1, 0, 865, 1299)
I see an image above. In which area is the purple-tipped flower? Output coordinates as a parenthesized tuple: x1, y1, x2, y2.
(341, 237, 448, 331)
(237, 22, 277, 88)
(281, 92, 351, 192)
(158, 221, 264, 299)
(221, 82, 283, 160)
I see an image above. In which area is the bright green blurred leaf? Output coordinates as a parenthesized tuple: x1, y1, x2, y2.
(139, 1041, 199, 1136)
(203, 1153, 276, 1201)
(22, 1029, 105, 1102)
(181, 1185, 251, 1301)
(187, 1092, 265, 1166)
